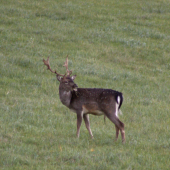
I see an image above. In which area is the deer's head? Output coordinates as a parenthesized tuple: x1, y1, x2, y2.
(43, 56, 78, 92)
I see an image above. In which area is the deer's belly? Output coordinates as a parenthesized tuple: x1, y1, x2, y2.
(82, 105, 104, 116)
(90, 110, 104, 116)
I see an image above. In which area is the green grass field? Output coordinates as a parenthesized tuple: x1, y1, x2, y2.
(0, 0, 170, 169)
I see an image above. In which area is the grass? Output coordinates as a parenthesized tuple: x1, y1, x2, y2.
(0, 0, 170, 169)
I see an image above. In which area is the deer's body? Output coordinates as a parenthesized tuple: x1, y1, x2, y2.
(60, 87, 122, 116)
(43, 57, 125, 143)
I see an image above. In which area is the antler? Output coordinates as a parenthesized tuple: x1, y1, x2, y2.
(63, 55, 72, 76)
(43, 57, 64, 76)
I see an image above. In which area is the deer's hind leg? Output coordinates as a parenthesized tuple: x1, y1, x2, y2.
(115, 125, 119, 141)
(105, 112, 125, 143)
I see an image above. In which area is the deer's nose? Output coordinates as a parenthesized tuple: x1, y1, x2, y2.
(73, 84, 78, 91)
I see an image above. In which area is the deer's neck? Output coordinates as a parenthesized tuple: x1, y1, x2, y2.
(59, 87, 72, 107)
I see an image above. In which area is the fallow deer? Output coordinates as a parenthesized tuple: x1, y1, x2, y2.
(43, 56, 125, 143)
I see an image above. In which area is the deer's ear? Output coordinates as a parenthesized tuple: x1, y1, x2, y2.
(71, 75, 76, 80)
(56, 75, 62, 82)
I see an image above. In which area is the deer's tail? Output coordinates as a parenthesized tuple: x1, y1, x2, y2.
(116, 92, 123, 110)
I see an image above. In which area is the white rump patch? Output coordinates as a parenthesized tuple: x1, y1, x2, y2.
(117, 96, 120, 104)
(115, 106, 118, 117)
(115, 96, 123, 117)
(115, 96, 120, 117)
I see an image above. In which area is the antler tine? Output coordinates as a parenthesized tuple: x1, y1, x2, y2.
(43, 57, 64, 76)
(63, 55, 72, 76)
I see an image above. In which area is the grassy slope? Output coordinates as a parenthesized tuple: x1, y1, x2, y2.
(0, 0, 170, 169)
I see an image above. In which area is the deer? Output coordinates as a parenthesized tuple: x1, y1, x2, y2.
(43, 56, 125, 143)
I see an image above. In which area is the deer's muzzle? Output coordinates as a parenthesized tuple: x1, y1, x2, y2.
(73, 84, 78, 91)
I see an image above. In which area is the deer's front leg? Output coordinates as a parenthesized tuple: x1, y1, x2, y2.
(76, 112, 83, 138)
(83, 114, 93, 139)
